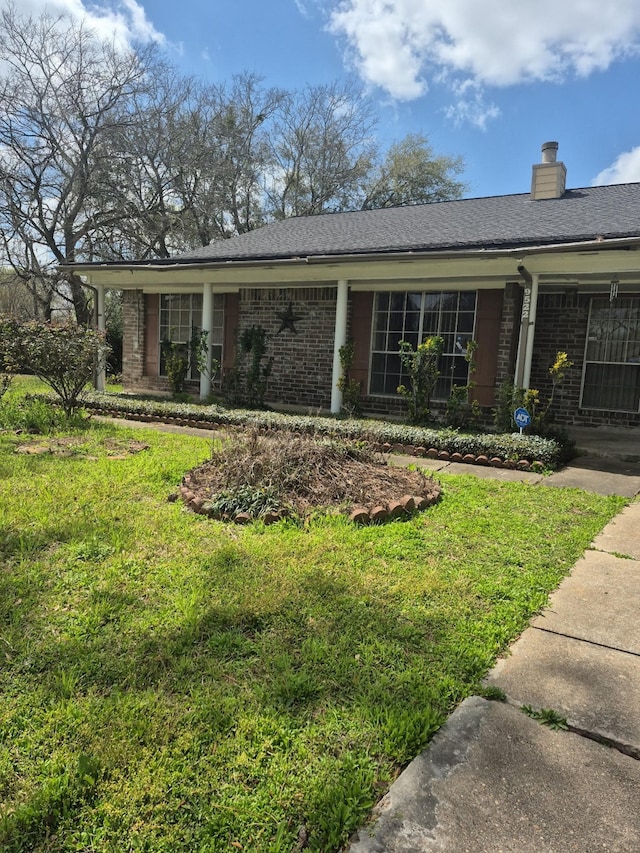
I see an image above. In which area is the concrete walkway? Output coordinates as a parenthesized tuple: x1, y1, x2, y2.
(349, 460, 640, 852)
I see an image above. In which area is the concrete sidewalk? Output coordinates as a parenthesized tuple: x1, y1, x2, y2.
(349, 489, 640, 851)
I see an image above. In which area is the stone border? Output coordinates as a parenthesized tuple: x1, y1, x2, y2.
(177, 477, 442, 526)
(376, 442, 544, 472)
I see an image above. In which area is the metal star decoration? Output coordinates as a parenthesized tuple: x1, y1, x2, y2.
(275, 301, 303, 334)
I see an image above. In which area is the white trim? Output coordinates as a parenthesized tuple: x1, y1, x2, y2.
(96, 284, 106, 392)
(200, 283, 213, 400)
(330, 280, 349, 414)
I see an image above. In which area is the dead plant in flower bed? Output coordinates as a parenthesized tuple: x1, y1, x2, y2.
(183, 429, 440, 520)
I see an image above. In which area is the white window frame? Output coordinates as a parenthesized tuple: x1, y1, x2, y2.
(159, 293, 224, 381)
(368, 290, 477, 399)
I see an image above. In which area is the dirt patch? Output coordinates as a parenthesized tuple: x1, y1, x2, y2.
(14, 436, 150, 458)
(182, 430, 440, 521)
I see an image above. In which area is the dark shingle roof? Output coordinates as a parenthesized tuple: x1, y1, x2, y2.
(173, 183, 640, 263)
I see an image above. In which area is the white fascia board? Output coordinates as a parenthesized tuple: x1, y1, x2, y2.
(524, 248, 640, 277)
(70, 241, 640, 290)
(74, 255, 522, 289)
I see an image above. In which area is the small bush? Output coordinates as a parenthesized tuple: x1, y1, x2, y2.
(3, 319, 109, 416)
(223, 326, 273, 408)
(396, 336, 443, 424)
(337, 340, 362, 417)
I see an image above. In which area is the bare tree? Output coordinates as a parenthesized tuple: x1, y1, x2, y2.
(0, 6, 155, 323)
(177, 74, 285, 244)
(0, 6, 467, 310)
(102, 72, 285, 256)
(265, 80, 377, 219)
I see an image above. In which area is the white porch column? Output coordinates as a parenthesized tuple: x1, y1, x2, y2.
(200, 282, 213, 400)
(96, 283, 106, 392)
(330, 280, 349, 414)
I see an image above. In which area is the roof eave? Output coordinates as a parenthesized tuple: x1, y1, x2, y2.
(59, 234, 640, 276)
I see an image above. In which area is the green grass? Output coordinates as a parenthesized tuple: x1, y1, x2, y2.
(0, 414, 625, 852)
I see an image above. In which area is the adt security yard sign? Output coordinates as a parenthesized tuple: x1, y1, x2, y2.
(514, 407, 531, 433)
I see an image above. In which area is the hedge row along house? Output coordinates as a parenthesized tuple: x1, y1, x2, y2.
(65, 142, 640, 428)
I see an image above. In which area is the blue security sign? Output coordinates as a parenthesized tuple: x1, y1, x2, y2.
(514, 407, 532, 430)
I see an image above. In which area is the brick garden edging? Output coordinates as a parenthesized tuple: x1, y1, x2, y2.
(178, 474, 442, 526)
(374, 442, 543, 472)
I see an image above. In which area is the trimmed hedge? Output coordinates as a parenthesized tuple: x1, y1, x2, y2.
(64, 391, 564, 469)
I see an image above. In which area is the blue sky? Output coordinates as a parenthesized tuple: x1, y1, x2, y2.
(13, 0, 640, 199)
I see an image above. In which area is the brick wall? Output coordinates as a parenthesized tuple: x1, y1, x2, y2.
(122, 290, 171, 394)
(121, 290, 145, 386)
(531, 291, 640, 428)
(496, 282, 521, 386)
(237, 287, 337, 409)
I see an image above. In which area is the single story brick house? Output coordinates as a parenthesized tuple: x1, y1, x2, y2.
(66, 142, 640, 428)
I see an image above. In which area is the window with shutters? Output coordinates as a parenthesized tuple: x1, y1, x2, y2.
(370, 291, 477, 398)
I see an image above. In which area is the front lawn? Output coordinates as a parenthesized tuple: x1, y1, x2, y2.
(0, 418, 624, 852)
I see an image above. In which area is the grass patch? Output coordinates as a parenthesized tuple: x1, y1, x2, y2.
(0, 418, 625, 852)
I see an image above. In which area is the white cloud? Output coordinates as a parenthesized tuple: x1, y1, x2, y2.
(0, 0, 166, 48)
(592, 148, 640, 185)
(294, 0, 311, 17)
(329, 0, 640, 104)
(443, 79, 500, 131)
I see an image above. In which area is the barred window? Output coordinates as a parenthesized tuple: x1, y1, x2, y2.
(370, 291, 477, 398)
(581, 297, 640, 412)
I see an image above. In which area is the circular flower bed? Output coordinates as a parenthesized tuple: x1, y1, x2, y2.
(178, 430, 441, 524)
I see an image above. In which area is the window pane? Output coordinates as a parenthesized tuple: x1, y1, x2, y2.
(376, 293, 389, 312)
(405, 311, 420, 332)
(371, 353, 386, 374)
(583, 363, 640, 411)
(423, 293, 441, 312)
(459, 292, 477, 311)
(373, 330, 387, 350)
(457, 312, 475, 333)
(390, 292, 405, 311)
(369, 290, 477, 398)
(388, 312, 405, 332)
(407, 293, 422, 311)
(388, 331, 403, 351)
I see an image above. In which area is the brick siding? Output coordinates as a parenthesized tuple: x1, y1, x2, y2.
(531, 291, 640, 428)
(121, 283, 640, 427)
(121, 290, 145, 386)
(236, 287, 337, 410)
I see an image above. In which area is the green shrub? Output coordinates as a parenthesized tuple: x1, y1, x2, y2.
(0, 396, 86, 433)
(337, 339, 362, 417)
(162, 340, 191, 394)
(223, 325, 273, 408)
(2, 319, 109, 416)
(396, 336, 443, 424)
